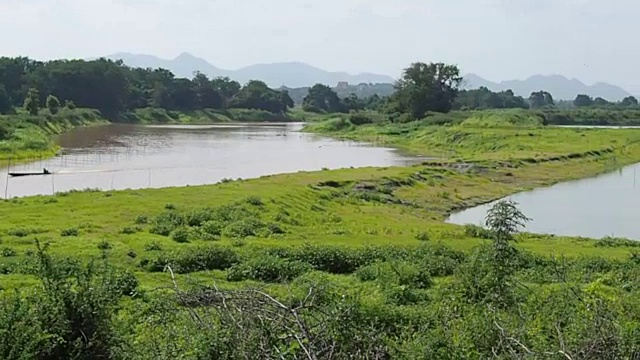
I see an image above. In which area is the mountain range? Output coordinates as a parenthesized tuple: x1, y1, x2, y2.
(462, 74, 631, 101)
(103, 52, 394, 88)
(101, 52, 633, 101)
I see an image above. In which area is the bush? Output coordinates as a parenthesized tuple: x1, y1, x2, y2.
(170, 227, 190, 243)
(150, 211, 184, 236)
(222, 218, 265, 238)
(356, 261, 432, 289)
(245, 196, 264, 206)
(185, 208, 214, 227)
(144, 242, 162, 252)
(97, 240, 112, 250)
(200, 220, 224, 237)
(464, 224, 493, 239)
(290, 245, 367, 274)
(227, 255, 311, 283)
(349, 112, 374, 125)
(144, 246, 240, 273)
(134, 215, 148, 224)
(1, 247, 16, 257)
(121, 226, 138, 234)
(60, 228, 79, 237)
(415, 232, 430, 241)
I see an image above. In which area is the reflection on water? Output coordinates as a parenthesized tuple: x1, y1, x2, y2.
(447, 163, 640, 240)
(0, 123, 424, 198)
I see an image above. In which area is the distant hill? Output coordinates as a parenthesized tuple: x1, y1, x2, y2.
(463, 73, 632, 101)
(102, 52, 395, 88)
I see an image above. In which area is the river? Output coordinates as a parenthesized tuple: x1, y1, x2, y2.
(0, 123, 424, 198)
(447, 163, 640, 240)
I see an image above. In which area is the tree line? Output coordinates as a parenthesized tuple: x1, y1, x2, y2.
(2, 56, 637, 121)
(0, 57, 294, 117)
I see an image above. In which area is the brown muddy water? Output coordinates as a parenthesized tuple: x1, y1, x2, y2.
(0, 123, 425, 198)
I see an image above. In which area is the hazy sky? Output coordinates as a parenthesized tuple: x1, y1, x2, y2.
(1, 0, 638, 91)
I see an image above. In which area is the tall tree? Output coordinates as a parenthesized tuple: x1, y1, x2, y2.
(574, 94, 594, 107)
(0, 84, 12, 114)
(302, 84, 345, 113)
(621, 96, 638, 107)
(230, 80, 292, 113)
(23, 87, 40, 115)
(593, 97, 609, 107)
(529, 91, 555, 109)
(192, 72, 223, 109)
(46, 95, 61, 114)
(392, 62, 462, 118)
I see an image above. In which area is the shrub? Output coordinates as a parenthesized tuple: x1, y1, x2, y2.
(170, 227, 190, 243)
(1, 247, 16, 257)
(144, 242, 163, 252)
(200, 220, 224, 237)
(415, 232, 430, 241)
(97, 240, 112, 250)
(464, 224, 492, 239)
(144, 246, 240, 273)
(356, 261, 432, 289)
(165, 203, 176, 210)
(349, 112, 374, 126)
(245, 196, 264, 206)
(291, 245, 367, 274)
(60, 228, 79, 237)
(227, 255, 311, 283)
(121, 227, 138, 234)
(185, 208, 214, 227)
(150, 211, 184, 236)
(222, 218, 265, 238)
(134, 215, 148, 224)
(8, 228, 30, 237)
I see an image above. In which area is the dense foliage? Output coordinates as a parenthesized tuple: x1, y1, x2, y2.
(453, 87, 528, 110)
(0, 57, 293, 116)
(1, 201, 639, 359)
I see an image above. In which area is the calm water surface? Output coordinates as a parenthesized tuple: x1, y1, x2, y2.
(0, 123, 425, 198)
(447, 163, 640, 240)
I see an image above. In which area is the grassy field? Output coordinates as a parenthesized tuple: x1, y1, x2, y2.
(0, 138, 639, 289)
(2, 113, 640, 357)
(305, 109, 640, 161)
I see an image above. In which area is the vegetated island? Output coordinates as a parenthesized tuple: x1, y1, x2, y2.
(0, 58, 639, 358)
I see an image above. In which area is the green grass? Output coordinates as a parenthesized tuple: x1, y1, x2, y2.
(1, 140, 639, 289)
(125, 107, 321, 124)
(0, 108, 108, 165)
(305, 109, 640, 161)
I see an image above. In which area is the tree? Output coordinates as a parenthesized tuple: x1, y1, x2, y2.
(529, 91, 554, 109)
(594, 97, 609, 107)
(621, 96, 638, 107)
(211, 77, 241, 107)
(0, 84, 12, 114)
(192, 72, 223, 109)
(392, 62, 462, 118)
(230, 80, 292, 113)
(302, 84, 345, 113)
(573, 94, 594, 107)
(23, 87, 40, 115)
(46, 95, 61, 114)
(342, 93, 366, 111)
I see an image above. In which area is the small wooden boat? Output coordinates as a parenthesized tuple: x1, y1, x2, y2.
(8, 168, 51, 177)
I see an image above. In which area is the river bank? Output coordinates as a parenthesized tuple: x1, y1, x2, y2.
(2, 115, 640, 358)
(1, 125, 640, 286)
